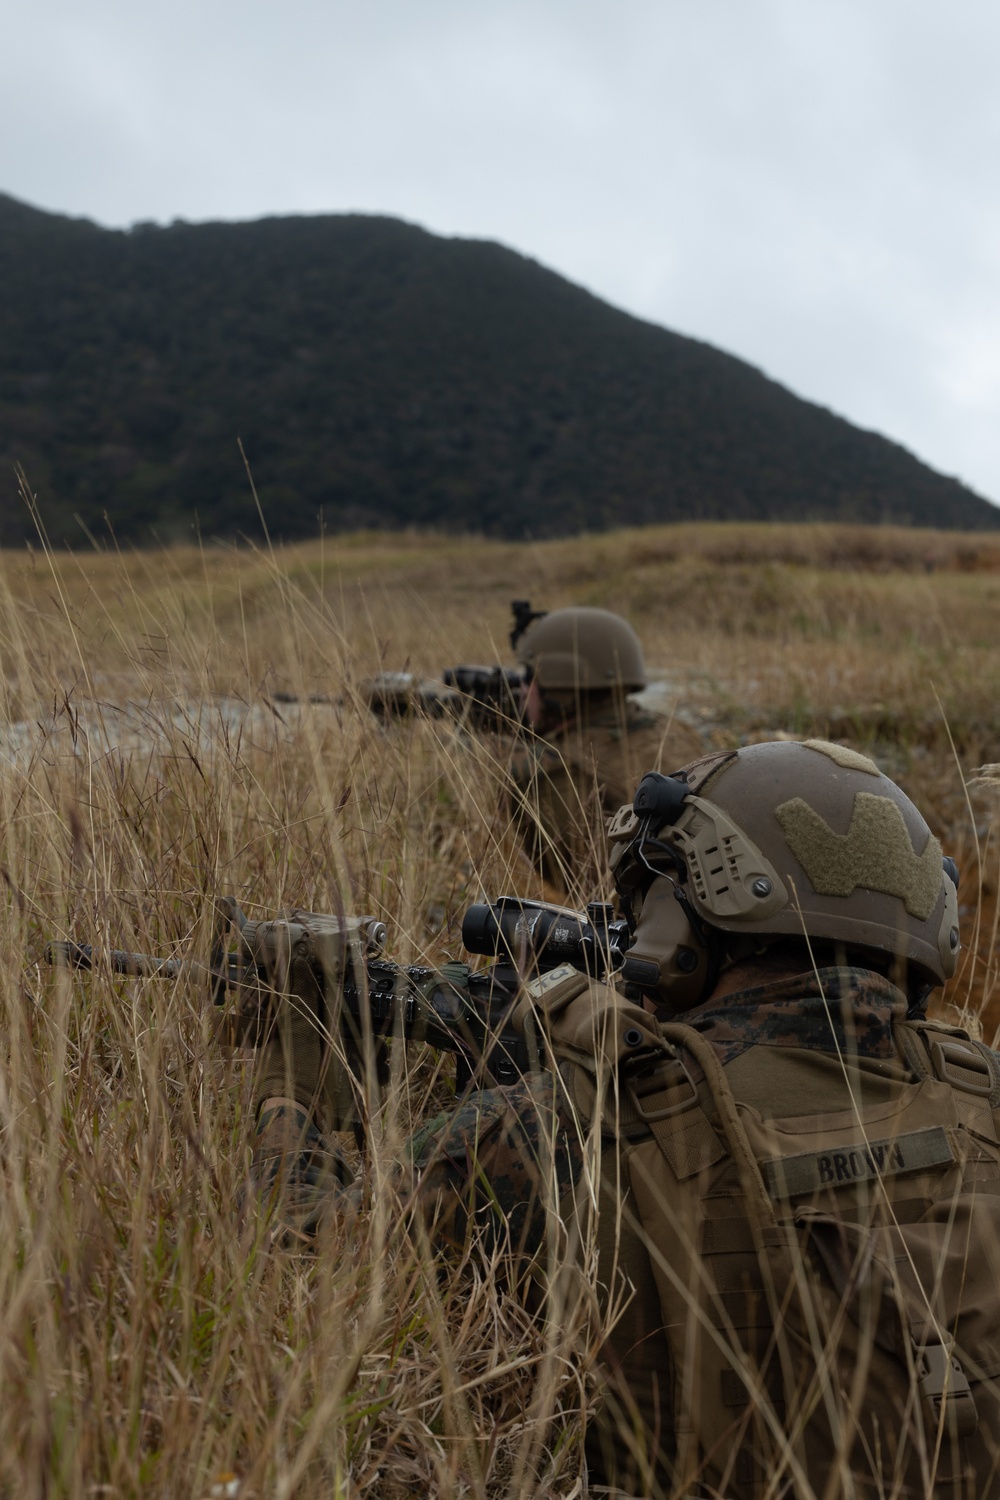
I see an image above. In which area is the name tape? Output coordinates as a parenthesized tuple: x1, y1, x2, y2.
(763, 1125, 955, 1199)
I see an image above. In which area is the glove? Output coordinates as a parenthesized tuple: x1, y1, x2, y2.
(253, 944, 336, 1115)
(247, 918, 363, 1132)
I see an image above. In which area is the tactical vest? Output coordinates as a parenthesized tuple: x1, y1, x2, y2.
(523, 966, 1000, 1499)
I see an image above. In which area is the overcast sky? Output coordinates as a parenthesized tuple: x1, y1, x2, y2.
(4, 0, 999, 507)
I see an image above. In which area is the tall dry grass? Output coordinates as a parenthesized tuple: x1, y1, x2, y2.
(0, 517, 998, 1495)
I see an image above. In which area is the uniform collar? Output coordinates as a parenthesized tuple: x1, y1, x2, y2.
(677, 966, 909, 1065)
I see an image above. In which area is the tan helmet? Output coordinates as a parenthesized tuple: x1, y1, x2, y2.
(609, 738, 960, 1009)
(517, 607, 646, 693)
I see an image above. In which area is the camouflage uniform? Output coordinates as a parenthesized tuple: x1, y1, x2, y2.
(680, 962, 906, 1069)
(253, 1068, 584, 1253)
(254, 961, 966, 1496)
(507, 703, 703, 886)
(508, 605, 703, 888)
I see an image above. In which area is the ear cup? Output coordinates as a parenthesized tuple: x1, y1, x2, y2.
(621, 877, 713, 1012)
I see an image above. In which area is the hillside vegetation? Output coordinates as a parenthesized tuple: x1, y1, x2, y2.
(2, 192, 998, 546)
(0, 520, 997, 1495)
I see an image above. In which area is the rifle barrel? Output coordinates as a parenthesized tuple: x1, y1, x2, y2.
(45, 941, 211, 981)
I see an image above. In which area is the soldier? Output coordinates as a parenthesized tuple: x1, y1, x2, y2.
(508, 605, 701, 888)
(253, 739, 1000, 1497)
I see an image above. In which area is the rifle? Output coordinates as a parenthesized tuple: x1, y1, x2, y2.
(362, 599, 548, 729)
(364, 665, 525, 731)
(46, 895, 631, 1092)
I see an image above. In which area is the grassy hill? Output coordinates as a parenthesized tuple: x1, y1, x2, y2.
(1, 191, 997, 545)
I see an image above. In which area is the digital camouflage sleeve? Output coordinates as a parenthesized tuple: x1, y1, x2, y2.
(252, 1069, 585, 1253)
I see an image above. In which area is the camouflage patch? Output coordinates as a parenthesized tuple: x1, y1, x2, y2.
(406, 1109, 452, 1167)
(681, 967, 907, 1065)
(253, 1073, 584, 1256)
(776, 791, 943, 920)
(801, 739, 880, 776)
(508, 741, 563, 787)
(251, 1102, 355, 1236)
(428, 1089, 509, 1169)
(410, 1072, 584, 1255)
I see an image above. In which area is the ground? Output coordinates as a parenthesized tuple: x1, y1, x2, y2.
(1, 519, 998, 1496)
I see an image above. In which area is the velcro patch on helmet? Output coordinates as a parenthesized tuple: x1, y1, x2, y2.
(801, 739, 880, 776)
(776, 792, 943, 919)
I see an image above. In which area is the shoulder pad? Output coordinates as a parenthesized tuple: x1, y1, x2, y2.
(523, 963, 590, 1015)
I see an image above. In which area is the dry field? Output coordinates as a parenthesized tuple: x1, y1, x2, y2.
(1, 519, 999, 1497)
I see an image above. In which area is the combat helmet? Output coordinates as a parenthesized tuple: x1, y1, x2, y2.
(517, 607, 646, 694)
(608, 739, 961, 1011)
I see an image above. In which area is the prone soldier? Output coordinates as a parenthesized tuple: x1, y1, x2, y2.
(253, 737, 1000, 1497)
(364, 600, 703, 890)
(508, 604, 702, 887)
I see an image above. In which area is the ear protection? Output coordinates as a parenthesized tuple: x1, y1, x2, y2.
(620, 874, 716, 1012)
(610, 772, 720, 1010)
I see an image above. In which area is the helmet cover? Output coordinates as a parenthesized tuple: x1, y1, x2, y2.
(612, 739, 960, 992)
(518, 607, 646, 693)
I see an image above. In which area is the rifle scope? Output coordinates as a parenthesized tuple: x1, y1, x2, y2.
(461, 897, 631, 980)
(442, 665, 525, 700)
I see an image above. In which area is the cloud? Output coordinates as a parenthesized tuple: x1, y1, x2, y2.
(3, 0, 999, 504)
